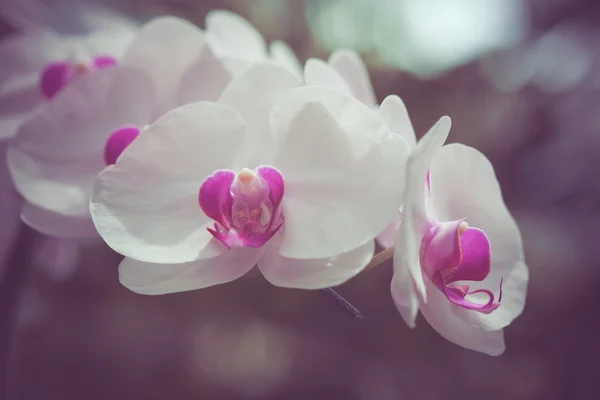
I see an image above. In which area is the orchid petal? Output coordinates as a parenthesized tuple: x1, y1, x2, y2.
(271, 86, 409, 259)
(399, 116, 452, 301)
(259, 236, 374, 289)
(177, 44, 232, 105)
(429, 144, 528, 330)
(119, 247, 262, 295)
(329, 49, 376, 106)
(391, 227, 419, 328)
(379, 95, 417, 149)
(205, 10, 267, 65)
(269, 40, 303, 80)
(90, 101, 245, 264)
(219, 61, 302, 168)
(419, 277, 506, 356)
(303, 58, 353, 97)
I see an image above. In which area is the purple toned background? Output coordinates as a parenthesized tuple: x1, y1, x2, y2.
(2, 0, 600, 399)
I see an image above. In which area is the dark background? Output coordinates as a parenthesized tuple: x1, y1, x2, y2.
(1, 0, 600, 398)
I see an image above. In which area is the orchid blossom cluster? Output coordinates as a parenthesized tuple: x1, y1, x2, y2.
(1, 9, 528, 356)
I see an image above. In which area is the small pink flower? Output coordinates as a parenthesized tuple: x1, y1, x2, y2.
(90, 79, 410, 292)
(390, 117, 529, 355)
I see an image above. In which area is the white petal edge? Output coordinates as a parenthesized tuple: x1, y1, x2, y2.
(329, 49, 376, 106)
(269, 40, 303, 80)
(119, 247, 262, 295)
(379, 95, 417, 149)
(205, 10, 267, 63)
(391, 226, 419, 328)
(90, 101, 246, 264)
(303, 58, 353, 97)
(259, 237, 374, 289)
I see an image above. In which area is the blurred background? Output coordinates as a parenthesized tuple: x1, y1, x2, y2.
(1, 0, 600, 398)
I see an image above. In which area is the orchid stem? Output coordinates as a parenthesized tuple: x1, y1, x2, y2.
(318, 247, 394, 320)
(320, 288, 364, 320)
(364, 246, 394, 272)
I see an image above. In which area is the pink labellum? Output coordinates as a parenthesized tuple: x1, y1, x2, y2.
(420, 219, 502, 314)
(199, 166, 284, 249)
(104, 126, 141, 165)
(39, 55, 118, 99)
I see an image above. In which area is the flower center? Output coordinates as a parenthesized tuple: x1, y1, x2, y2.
(198, 166, 285, 248)
(39, 55, 118, 99)
(419, 219, 502, 314)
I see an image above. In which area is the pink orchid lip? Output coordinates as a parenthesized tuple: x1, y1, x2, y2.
(420, 219, 503, 314)
(199, 166, 285, 249)
(39, 55, 118, 99)
(104, 125, 141, 165)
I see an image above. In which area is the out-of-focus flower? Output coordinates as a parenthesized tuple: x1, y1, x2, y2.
(307, 0, 526, 77)
(7, 11, 301, 239)
(390, 117, 529, 355)
(90, 72, 409, 293)
(7, 66, 154, 237)
(122, 11, 302, 118)
(0, 0, 137, 140)
(304, 49, 416, 248)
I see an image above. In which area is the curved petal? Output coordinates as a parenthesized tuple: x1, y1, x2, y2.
(259, 236, 374, 289)
(269, 40, 303, 80)
(205, 10, 267, 64)
(90, 102, 246, 264)
(402, 116, 452, 301)
(122, 16, 205, 114)
(428, 144, 528, 330)
(303, 58, 353, 97)
(391, 227, 419, 328)
(379, 95, 416, 149)
(329, 49, 376, 106)
(21, 201, 98, 238)
(119, 247, 262, 295)
(8, 67, 154, 216)
(177, 44, 232, 105)
(219, 61, 302, 168)
(419, 277, 506, 356)
(271, 86, 409, 259)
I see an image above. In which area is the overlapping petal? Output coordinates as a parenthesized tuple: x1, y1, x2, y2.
(398, 116, 452, 300)
(270, 86, 409, 259)
(121, 16, 205, 115)
(329, 49, 376, 106)
(303, 58, 353, 97)
(90, 102, 246, 264)
(219, 61, 302, 168)
(379, 95, 417, 149)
